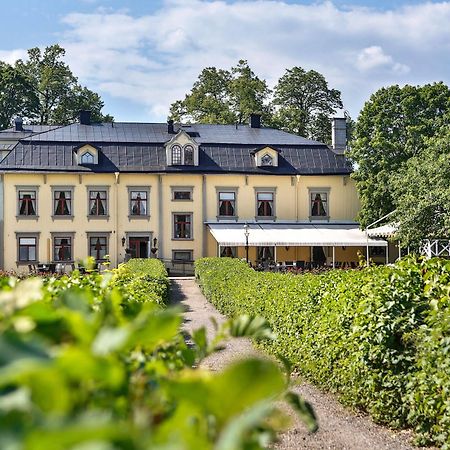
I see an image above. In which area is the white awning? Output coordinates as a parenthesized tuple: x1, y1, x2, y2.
(367, 223, 398, 238)
(208, 223, 387, 247)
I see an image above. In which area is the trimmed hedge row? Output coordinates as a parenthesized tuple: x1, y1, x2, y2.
(112, 258, 170, 305)
(195, 256, 450, 447)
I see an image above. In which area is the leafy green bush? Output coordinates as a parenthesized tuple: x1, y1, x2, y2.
(195, 256, 450, 447)
(0, 259, 315, 449)
(112, 258, 170, 306)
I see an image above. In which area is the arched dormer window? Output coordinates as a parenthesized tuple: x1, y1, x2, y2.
(165, 130, 199, 166)
(184, 145, 194, 165)
(261, 154, 273, 166)
(172, 145, 182, 165)
(80, 152, 94, 164)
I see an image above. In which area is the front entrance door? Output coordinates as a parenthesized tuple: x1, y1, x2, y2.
(129, 237, 150, 258)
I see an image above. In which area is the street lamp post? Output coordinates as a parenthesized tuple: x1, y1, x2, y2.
(244, 223, 250, 264)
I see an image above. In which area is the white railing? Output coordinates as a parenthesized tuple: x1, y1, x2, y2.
(420, 240, 450, 258)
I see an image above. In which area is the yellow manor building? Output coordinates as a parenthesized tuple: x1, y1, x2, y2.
(0, 112, 388, 273)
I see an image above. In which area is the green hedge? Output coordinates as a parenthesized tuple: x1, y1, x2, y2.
(195, 257, 450, 447)
(112, 258, 170, 306)
(0, 257, 311, 449)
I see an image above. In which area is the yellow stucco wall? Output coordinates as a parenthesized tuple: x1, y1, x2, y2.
(2, 171, 361, 271)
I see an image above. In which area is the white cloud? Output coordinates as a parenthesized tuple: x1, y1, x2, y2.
(356, 46, 410, 74)
(2, 1, 450, 121)
(0, 49, 28, 64)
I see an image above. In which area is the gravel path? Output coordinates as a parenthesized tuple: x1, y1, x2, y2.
(170, 278, 427, 450)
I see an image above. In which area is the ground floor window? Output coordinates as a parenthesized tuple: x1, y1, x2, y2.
(18, 235, 38, 262)
(53, 236, 73, 261)
(257, 246, 274, 262)
(89, 236, 108, 261)
(220, 246, 236, 257)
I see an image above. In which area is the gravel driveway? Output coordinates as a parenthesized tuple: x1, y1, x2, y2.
(170, 278, 428, 450)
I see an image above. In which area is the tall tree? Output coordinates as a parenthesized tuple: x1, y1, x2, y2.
(170, 60, 271, 125)
(0, 44, 112, 129)
(0, 62, 37, 130)
(393, 124, 450, 246)
(349, 83, 450, 229)
(272, 67, 343, 142)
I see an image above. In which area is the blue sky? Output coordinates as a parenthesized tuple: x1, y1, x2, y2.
(1, 0, 449, 123)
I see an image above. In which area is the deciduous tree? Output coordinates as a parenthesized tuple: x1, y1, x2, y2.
(170, 60, 271, 125)
(272, 67, 343, 142)
(349, 83, 450, 229)
(0, 44, 112, 129)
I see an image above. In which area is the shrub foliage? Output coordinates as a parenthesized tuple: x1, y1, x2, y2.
(0, 258, 316, 449)
(195, 256, 450, 447)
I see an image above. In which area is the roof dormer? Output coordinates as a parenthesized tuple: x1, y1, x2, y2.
(252, 146, 280, 168)
(74, 144, 100, 165)
(165, 129, 199, 166)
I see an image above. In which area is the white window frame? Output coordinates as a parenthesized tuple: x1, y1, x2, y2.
(309, 187, 330, 221)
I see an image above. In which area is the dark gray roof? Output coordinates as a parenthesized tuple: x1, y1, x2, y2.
(0, 125, 61, 139)
(0, 141, 351, 175)
(22, 122, 323, 146)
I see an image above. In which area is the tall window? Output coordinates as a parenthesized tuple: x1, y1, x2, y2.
(184, 145, 194, 165)
(89, 190, 107, 216)
(18, 236, 37, 262)
(311, 192, 328, 217)
(130, 191, 148, 216)
(18, 190, 36, 216)
(53, 237, 72, 261)
(173, 214, 192, 239)
(218, 192, 236, 216)
(54, 190, 72, 216)
(257, 192, 273, 217)
(89, 236, 108, 261)
(171, 145, 182, 165)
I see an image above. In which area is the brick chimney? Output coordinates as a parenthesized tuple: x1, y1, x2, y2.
(79, 110, 91, 125)
(249, 113, 261, 129)
(167, 119, 175, 134)
(331, 117, 347, 154)
(14, 117, 24, 132)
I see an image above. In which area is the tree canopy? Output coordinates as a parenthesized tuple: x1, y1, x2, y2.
(272, 67, 343, 143)
(170, 61, 344, 142)
(170, 60, 271, 125)
(349, 82, 450, 245)
(393, 122, 450, 246)
(0, 44, 112, 130)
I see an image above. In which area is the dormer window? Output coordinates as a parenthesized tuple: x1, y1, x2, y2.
(80, 152, 94, 164)
(184, 145, 194, 165)
(261, 154, 273, 166)
(165, 130, 199, 166)
(253, 146, 279, 167)
(75, 144, 99, 165)
(172, 145, 182, 165)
